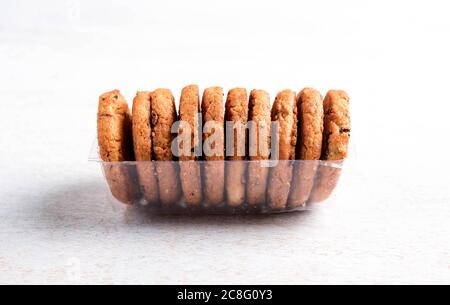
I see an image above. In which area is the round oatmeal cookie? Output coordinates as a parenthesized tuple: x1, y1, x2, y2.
(132, 91, 159, 205)
(246, 89, 271, 207)
(178, 84, 203, 206)
(202, 86, 225, 206)
(288, 88, 324, 208)
(225, 88, 248, 207)
(267, 89, 298, 210)
(97, 90, 140, 204)
(309, 90, 350, 203)
(151, 88, 181, 205)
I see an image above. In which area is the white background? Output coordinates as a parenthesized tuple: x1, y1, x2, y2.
(0, 0, 449, 284)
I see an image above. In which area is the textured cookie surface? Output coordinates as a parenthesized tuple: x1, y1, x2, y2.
(98, 90, 135, 162)
(248, 90, 271, 161)
(321, 90, 350, 160)
(270, 89, 298, 161)
(225, 88, 248, 160)
(97, 90, 140, 204)
(151, 89, 181, 205)
(246, 89, 271, 207)
(179, 85, 201, 161)
(297, 88, 324, 160)
(202, 87, 225, 205)
(132, 91, 159, 204)
(288, 88, 324, 208)
(267, 90, 297, 209)
(225, 88, 248, 207)
(202, 87, 225, 161)
(151, 89, 178, 161)
(178, 85, 202, 206)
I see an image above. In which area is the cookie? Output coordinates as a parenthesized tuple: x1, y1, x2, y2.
(225, 88, 248, 207)
(151, 88, 181, 205)
(288, 88, 324, 208)
(267, 89, 298, 210)
(178, 85, 203, 206)
(320, 90, 351, 161)
(309, 90, 350, 203)
(97, 90, 140, 204)
(246, 89, 271, 207)
(132, 91, 159, 205)
(202, 87, 225, 206)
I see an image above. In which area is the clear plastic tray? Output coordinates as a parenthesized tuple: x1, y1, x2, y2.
(90, 144, 345, 214)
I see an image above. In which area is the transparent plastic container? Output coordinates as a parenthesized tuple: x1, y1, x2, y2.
(90, 144, 345, 214)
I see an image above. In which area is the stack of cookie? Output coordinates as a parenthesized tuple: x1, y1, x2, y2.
(97, 86, 350, 212)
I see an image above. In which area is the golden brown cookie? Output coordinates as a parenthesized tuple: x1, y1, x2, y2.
(151, 88, 181, 205)
(225, 88, 248, 207)
(288, 88, 324, 208)
(97, 90, 140, 204)
(246, 89, 271, 207)
(267, 89, 297, 210)
(321, 90, 351, 161)
(309, 90, 350, 203)
(132, 91, 159, 205)
(178, 85, 203, 206)
(202, 87, 225, 206)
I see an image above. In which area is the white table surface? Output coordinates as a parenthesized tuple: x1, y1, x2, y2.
(1, 0, 449, 285)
